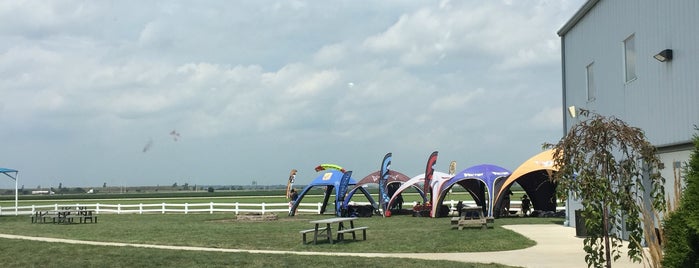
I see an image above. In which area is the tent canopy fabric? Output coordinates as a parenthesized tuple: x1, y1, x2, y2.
(495, 150, 558, 212)
(1, 167, 19, 214)
(342, 170, 410, 208)
(0, 168, 18, 180)
(289, 170, 374, 216)
(438, 164, 511, 217)
(386, 171, 451, 216)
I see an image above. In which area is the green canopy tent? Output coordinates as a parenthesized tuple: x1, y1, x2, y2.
(0, 168, 19, 215)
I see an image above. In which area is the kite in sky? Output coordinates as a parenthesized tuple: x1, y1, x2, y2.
(142, 138, 154, 153)
(170, 130, 180, 141)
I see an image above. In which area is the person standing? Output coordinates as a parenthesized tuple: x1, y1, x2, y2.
(290, 188, 299, 201)
(456, 200, 464, 216)
(289, 189, 299, 214)
(521, 194, 531, 217)
(501, 190, 513, 217)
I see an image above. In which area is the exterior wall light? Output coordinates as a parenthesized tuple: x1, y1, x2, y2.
(653, 49, 673, 62)
(568, 106, 576, 118)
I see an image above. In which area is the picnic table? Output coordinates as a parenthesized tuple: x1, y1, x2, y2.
(451, 206, 493, 230)
(300, 217, 368, 244)
(31, 207, 97, 224)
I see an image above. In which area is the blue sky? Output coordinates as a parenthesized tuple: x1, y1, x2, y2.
(0, 0, 586, 188)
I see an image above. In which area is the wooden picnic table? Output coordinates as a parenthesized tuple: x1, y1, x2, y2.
(302, 217, 368, 244)
(451, 206, 493, 230)
(32, 208, 97, 224)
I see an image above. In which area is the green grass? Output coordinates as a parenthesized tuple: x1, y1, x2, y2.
(0, 238, 514, 268)
(0, 191, 559, 267)
(0, 213, 561, 253)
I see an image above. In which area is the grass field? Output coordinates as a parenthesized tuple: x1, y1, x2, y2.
(0, 213, 558, 267)
(0, 239, 514, 268)
(0, 193, 559, 267)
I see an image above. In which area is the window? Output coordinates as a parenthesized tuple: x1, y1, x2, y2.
(624, 35, 636, 82)
(586, 62, 596, 101)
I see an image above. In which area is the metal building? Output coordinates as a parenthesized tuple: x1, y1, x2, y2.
(558, 0, 699, 228)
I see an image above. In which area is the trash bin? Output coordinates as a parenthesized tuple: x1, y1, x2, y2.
(575, 209, 588, 237)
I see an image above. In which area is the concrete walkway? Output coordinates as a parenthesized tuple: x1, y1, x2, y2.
(0, 224, 646, 268)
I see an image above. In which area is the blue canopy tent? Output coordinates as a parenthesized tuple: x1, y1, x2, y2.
(436, 164, 511, 217)
(1, 168, 19, 215)
(289, 170, 375, 216)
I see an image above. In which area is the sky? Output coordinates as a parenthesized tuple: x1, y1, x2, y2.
(0, 0, 587, 189)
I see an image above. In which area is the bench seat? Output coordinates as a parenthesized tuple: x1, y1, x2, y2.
(336, 226, 368, 241)
(300, 227, 327, 244)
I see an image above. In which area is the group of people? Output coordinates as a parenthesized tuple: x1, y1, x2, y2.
(500, 190, 531, 217)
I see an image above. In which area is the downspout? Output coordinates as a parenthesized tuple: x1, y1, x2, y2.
(560, 35, 571, 227)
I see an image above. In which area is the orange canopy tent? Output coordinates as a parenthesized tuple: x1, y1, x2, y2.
(494, 150, 559, 213)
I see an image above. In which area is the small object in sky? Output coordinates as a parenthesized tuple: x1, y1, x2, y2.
(347, 82, 354, 88)
(142, 138, 154, 153)
(170, 130, 180, 141)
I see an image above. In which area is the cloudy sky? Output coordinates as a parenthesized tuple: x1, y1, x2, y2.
(1, 0, 586, 189)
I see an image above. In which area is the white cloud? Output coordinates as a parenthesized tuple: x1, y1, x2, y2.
(312, 43, 348, 65)
(527, 106, 564, 130)
(0, 0, 587, 187)
(430, 88, 485, 111)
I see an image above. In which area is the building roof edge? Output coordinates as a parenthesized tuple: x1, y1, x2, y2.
(557, 0, 600, 36)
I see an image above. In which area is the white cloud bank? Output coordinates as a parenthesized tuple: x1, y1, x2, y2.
(0, 0, 585, 187)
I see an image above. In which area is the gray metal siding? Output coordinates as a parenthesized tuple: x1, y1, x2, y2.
(562, 0, 699, 147)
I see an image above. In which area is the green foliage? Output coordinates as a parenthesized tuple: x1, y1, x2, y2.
(662, 208, 699, 267)
(546, 110, 665, 268)
(662, 130, 699, 267)
(683, 131, 699, 230)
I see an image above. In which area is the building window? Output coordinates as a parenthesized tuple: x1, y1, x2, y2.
(586, 62, 596, 101)
(624, 35, 636, 82)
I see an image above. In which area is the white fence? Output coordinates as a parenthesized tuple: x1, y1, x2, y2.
(0, 200, 559, 216)
(0, 202, 323, 216)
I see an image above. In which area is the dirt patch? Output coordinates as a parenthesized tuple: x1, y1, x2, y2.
(235, 213, 278, 221)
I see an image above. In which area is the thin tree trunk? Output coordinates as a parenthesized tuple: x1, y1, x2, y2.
(603, 205, 611, 268)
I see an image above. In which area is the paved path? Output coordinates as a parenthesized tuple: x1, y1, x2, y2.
(0, 224, 646, 268)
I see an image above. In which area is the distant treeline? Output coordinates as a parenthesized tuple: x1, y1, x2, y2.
(0, 183, 524, 201)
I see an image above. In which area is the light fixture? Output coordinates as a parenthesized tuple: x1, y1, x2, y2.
(653, 49, 673, 62)
(568, 106, 576, 118)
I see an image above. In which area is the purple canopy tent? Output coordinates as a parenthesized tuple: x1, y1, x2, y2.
(436, 164, 510, 217)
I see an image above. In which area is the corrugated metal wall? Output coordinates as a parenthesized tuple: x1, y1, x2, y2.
(562, 0, 699, 147)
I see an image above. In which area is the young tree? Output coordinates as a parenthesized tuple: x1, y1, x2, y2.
(546, 110, 665, 268)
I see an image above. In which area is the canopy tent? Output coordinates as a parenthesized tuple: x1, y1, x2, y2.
(1, 168, 19, 215)
(288, 170, 375, 216)
(437, 164, 511, 217)
(494, 150, 559, 213)
(341, 170, 411, 209)
(386, 171, 451, 217)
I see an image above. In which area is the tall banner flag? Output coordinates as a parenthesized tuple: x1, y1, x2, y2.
(424, 151, 438, 201)
(286, 169, 297, 199)
(336, 170, 352, 216)
(378, 152, 392, 216)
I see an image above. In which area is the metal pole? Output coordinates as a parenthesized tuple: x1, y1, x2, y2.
(15, 176, 18, 215)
